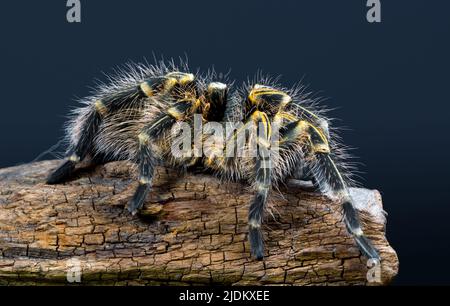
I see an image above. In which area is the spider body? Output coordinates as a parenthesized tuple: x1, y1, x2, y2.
(47, 61, 380, 261)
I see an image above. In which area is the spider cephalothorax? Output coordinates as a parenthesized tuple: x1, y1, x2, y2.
(47, 61, 380, 261)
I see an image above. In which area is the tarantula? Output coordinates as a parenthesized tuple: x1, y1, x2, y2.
(47, 61, 380, 261)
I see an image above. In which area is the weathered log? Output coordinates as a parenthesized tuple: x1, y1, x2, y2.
(0, 160, 398, 285)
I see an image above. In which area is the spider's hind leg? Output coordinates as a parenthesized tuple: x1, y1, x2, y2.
(248, 111, 272, 260)
(312, 153, 380, 260)
(46, 73, 188, 185)
(290, 163, 320, 192)
(47, 86, 149, 184)
(281, 119, 380, 260)
(46, 106, 102, 184)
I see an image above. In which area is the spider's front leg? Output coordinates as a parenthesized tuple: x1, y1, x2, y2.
(128, 131, 156, 215)
(221, 111, 272, 260)
(281, 119, 380, 260)
(129, 78, 226, 214)
(128, 97, 199, 214)
(243, 85, 293, 260)
(248, 111, 272, 260)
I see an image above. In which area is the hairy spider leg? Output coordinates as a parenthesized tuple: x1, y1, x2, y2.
(245, 85, 293, 260)
(46, 88, 143, 184)
(280, 120, 380, 260)
(312, 153, 380, 260)
(46, 73, 193, 184)
(128, 93, 201, 214)
(203, 82, 228, 122)
(127, 131, 156, 215)
(248, 110, 272, 260)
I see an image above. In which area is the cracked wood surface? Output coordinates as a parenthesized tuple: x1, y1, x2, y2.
(0, 160, 398, 285)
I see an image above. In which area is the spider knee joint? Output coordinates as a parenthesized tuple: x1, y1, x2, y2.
(167, 106, 185, 120)
(208, 82, 227, 92)
(138, 132, 150, 145)
(248, 219, 261, 228)
(165, 72, 195, 86)
(139, 177, 152, 185)
(94, 100, 108, 116)
(351, 227, 364, 237)
(249, 84, 292, 108)
(139, 82, 154, 97)
(68, 154, 80, 162)
(179, 73, 195, 85)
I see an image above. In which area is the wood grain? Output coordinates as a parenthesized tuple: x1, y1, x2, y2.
(0, 160, 398, 285)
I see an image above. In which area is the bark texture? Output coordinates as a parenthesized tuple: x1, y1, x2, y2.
(0, 160, 398, 285)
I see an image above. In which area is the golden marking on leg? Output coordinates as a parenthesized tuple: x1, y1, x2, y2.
(167, 107, 184, 120)
(163, 77, 178, 93)
(248, 85, 292, 107)
(179, 73, 195, 85)
(261, 112, 271, 139)
(68, 154, 80, 162)
(251, 111, 271, 139)
(250, 110, 262, 120)
(139, 177, 151, 185)
(164, 72, 194, 87)
(205, 157, 215, 166)
(309, 123, 328, 143)
(249, 219, 261, 228)
(279, 120, 309, 143)
(313, 143, 330, 154)
(138, 132, 150, 145)
(139, 82, 154, 97)
(274, 112, 297, 125)
(202, 102, 211, 118)
(94, 100, 108, 116)
(280, 120, 330, 152)
(225, 110, 271, 153)
(308, 123, 330, 153)
(193, 98, 202, 111)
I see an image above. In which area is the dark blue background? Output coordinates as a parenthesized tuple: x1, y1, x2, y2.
(1, 0, 449, 285)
